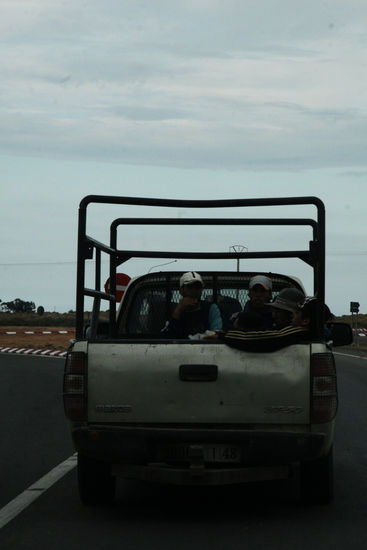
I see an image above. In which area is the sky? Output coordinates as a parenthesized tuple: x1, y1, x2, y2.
(1, 0, 367, 316)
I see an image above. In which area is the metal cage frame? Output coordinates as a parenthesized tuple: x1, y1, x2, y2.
(75, 195, 325, 339)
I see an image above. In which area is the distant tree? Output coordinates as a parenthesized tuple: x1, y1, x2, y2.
(37, 305, 45, 316)
(1, 298, 36, 313)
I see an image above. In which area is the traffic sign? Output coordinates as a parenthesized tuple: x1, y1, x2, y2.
(104, 273, 131, 302)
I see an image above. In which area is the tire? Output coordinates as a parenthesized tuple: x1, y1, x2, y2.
(300, 447, 334, 505)
(77, 453, 116, 506)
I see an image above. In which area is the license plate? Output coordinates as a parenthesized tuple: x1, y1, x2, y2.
(203, 445, 241, 463)
(157, 444, 241, 463)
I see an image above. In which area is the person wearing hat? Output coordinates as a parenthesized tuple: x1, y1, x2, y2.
(293, 296, 334, 339)
(268, 287, 305, 329)
(230, 274, 274, 330)
(224, 296, 321, 352)
(162, 272, 222, 338)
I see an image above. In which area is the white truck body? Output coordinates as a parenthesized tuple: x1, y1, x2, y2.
(86, 342, 311, 425)
(63, 195, 352, 505)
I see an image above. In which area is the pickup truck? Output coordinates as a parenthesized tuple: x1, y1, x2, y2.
(63, 195, 352, 506)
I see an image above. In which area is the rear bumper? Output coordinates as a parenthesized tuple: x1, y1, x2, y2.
(71, 425, 329, 468)
(111, 462, 291, 486)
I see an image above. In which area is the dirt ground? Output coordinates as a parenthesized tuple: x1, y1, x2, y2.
(0, 326, 75, 351)
(0, 325, 363, 353)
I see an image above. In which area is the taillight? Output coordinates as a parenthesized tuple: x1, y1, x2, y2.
(63, 351, 87, 421)
(311, 353, 338, 423)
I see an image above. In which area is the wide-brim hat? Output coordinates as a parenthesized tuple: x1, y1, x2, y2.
(267, 288, 305, 312)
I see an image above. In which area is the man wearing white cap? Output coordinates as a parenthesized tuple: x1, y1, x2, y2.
(162, 271, 222, 338)
(231, 274, 273, 330)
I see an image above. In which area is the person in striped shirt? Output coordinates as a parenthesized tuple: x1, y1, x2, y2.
(224, 296, 319, 352)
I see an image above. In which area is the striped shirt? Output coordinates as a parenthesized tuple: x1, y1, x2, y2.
(224, 325, 310, 353)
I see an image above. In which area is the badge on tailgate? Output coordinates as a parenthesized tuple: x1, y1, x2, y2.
(95, 404, 132, 413)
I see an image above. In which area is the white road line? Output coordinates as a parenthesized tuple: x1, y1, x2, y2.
(0, 454, 77, 530)
(334, 351, 367, 360)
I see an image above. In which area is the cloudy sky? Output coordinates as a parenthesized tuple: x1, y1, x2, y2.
(1, 0, 367, 315)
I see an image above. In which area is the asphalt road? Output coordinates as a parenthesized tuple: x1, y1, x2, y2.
(1, 351, 367, 549)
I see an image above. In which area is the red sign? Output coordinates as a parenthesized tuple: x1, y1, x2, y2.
(104, 273, 131, 302)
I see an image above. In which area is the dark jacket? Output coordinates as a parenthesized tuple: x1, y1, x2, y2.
(162, 301, 218, 338)
(229, 300, 274, 331)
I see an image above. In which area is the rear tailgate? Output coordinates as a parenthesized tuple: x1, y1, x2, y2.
(87, 342, 311, 425)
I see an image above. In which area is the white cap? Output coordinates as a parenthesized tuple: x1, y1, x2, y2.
(249, 275, 272, 291)
(180, 271, 203, 287)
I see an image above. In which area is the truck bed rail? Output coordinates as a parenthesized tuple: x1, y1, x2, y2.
(76, 195, 325, 339)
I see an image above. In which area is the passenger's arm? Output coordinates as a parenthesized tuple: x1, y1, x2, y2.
(224, 325, 309, 352)
(209, 303, 223, 330)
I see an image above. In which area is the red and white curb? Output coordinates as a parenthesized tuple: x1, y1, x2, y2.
(0, 330, 74, 335)
(0, 347, 67, 358)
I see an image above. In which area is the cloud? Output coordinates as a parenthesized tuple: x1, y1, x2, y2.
(338, 170, 367, 179)
(1, 1, 367, 171)
(1, 99, 366, 171)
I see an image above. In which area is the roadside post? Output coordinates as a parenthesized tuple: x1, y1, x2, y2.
(229, 245, 248, 300)
(350, 301, 360, 347)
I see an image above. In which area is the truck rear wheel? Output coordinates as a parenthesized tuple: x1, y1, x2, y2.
(300, 447, 334, 504)
(77, 453, 116, 506)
